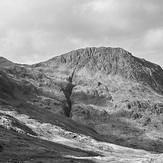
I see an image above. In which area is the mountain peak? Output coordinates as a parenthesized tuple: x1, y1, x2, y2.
(35, 46, 163, 94)
(43, 46, 133, 67)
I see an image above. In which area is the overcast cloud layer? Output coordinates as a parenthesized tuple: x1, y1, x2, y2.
(0, 0, 163, 67)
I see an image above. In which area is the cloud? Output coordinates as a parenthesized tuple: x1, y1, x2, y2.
(0, 0, 162, 66)
(144, 27, 163, 50)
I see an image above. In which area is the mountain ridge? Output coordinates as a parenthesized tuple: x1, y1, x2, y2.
(1, 47, 163, 162)
(33, 47, 163, 94)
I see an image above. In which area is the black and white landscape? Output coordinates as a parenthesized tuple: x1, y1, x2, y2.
(0, 0, 163, 163)
(1, 47, 163, 162)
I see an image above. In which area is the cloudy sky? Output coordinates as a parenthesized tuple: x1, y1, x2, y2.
(0, 0, 163, 67)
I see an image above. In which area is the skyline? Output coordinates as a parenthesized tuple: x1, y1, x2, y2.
(0, 0, 163, 67)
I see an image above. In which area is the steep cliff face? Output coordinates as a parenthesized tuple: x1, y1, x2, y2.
(39, 47, 163, 93)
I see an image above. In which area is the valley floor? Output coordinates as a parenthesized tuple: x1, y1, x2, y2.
(1, 109, 163, 163)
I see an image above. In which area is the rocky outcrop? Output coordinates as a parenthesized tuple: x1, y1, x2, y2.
(127, 101, 163, 115)
(39, 47, 163, 93)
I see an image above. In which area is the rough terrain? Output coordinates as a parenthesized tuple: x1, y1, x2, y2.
(1, 47, 163, 162)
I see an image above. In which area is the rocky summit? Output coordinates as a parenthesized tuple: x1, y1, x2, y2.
(1, 47, 163, 163)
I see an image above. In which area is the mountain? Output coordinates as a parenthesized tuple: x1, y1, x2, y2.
(1, 47, 163, 163)
(38, 47, 163, 93)
(0, 56, 16, 67)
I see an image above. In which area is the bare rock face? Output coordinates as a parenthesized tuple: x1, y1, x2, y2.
(39, 47, 163, 93)
(34, 47, 163, 152)
(1, 47, 163, 162)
